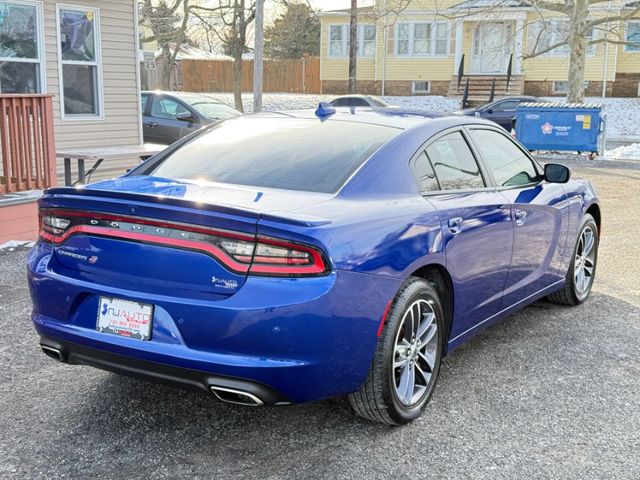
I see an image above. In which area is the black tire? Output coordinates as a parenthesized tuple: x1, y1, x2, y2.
(548, 213, 599, 306)
(348, 277, 444, 425)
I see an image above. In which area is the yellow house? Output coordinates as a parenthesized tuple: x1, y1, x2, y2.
(319, 1, 640, 98)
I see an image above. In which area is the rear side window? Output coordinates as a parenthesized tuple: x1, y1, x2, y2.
(425, 132, 484, 190)
(413, 151, 439, 193)
(469, 129, 540, 187)
(147, 116, 399, 193)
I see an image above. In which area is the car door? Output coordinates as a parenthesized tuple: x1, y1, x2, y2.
(412, 130, 513, 342)
(141, 93, 156, 143)
(467, 127, 570, 307)
(147, 95, 200, 145)
(483, 100, 520, 130)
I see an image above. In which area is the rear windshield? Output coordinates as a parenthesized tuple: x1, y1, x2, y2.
(147, 116, 399, 193)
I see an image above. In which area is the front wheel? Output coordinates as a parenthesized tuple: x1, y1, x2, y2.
(349, 277, 444, 425)
(548, 214, 599, 306)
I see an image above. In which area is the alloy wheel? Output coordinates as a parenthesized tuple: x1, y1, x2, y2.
(392, 299, 439, 406)
(574, 225, 597, 295)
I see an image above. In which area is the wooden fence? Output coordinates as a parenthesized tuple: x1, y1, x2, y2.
(0, 94, 57, 194)
(181, 56, 321, 94)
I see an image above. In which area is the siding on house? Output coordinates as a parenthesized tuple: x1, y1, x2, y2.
(319, 1, 640, 95)
(40, 0, 142, 149)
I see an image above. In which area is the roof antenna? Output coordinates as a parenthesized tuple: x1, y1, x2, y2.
(315, 102, 336, 121)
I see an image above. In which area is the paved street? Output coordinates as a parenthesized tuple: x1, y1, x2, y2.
(1, 159, 639, 479)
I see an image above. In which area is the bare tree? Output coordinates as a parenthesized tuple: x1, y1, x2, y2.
(139, 0, 191, 90)
(521, 0, 640, 102)
(190, 1, 256, 112)
(348, 0, 358, 93)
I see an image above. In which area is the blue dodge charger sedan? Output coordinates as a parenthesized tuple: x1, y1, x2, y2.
(28, 106, 600, 425)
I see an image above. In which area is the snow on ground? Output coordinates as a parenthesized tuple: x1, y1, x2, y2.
(0, 240, 35, 251)
(205, 93, 639, 142)
(604, 143, 640, 160)
(206, 93, 461, 115)
(583, 97, 640, 141)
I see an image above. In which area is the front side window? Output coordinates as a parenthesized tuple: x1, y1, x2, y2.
(58, 6, 102, 118)
(0, 1, 44, 93)
(328, 24, 376, 58)
(626, 21, 640, 52)
(425, 132, 484, 190)
(396, 21, 450, 57)
(469, 129, 539, 187)
(151, 97, 190, 120)
(491, 100, 519, 112)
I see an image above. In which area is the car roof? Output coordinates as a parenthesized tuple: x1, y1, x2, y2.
(142, 91, 224, 102)
(255, 107, 452, 130)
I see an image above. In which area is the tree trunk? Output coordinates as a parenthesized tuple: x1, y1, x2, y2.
(158, 46, 172, 90)
(567, 0, 588, 103)
(233, 53, 244, 113)
(348, 0, 357, 93)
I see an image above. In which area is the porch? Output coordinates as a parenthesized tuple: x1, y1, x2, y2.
(447, 12, 528, 101)
(0, 94, 57, 244)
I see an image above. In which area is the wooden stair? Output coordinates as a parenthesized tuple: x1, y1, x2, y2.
(447, 75, 525, 104)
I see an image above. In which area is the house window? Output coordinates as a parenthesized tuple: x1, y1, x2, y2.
(57, 5, 103, 119)
(0, 1, 45, 93)
(412, 80, 430, 94)
(328, 24, 376, 58)
(553, 80, 589, 94)
(530, 19, 596, 57)
(395, 21, 450, 57)
(625, 21, 640, 52)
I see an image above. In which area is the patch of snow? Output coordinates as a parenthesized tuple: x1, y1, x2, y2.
(201, 93, 638, 140)
(604, 143, 640, 160)
(0, 240, 35, 251)
(204, 93, 461, 114)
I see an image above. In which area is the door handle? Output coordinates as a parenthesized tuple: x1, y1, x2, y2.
(515, 210, 527, 226)
(145, 122, 158, 128)
(448, 217, 463, 235)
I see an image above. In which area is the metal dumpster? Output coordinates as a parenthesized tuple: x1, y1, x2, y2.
(515, 103, 605, 155)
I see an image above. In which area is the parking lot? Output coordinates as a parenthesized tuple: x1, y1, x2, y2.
(1, 158, 639, 480)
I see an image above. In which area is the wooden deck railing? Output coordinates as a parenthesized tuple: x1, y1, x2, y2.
(0, 94, 56, 194)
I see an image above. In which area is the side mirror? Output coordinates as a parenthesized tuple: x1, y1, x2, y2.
(176, 112, 195, 123)
(485, 108, 493, 114)
(544, 163, 571, 183)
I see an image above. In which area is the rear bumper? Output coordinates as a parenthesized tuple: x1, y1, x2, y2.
(28, 244, 403, 403)
(38, 335, 289, 405)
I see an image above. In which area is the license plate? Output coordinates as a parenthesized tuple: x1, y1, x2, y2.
(97, 297, 153, 341)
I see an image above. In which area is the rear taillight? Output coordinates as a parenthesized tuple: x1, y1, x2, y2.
(40, 214, 72, 240)
(38, 209, 329, 277)
(248, 237, 328, 276)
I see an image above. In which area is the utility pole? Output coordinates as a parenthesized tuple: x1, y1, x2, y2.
(253, 0, 264, 112)
(348, 0, 357, 93)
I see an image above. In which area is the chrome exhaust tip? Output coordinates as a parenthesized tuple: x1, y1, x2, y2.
(210, 386, 264, 407)
(40, 344, 64, 362)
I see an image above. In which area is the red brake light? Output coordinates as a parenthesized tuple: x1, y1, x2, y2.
(248, 237, 329, 277)
(38, 209, 329, 278)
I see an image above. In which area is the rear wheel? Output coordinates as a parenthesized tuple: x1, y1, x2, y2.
(348, 277, 443, 425)
(548, 214, 599, 306)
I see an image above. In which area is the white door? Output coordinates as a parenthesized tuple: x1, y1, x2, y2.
(472, 23, 507, 73)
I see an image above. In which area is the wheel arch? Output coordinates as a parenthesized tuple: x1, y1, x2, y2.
(408, 263, 454, 356)
(585, 202, 601, 233)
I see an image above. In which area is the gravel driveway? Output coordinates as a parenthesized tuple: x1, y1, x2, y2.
(1, 160, 639, 480)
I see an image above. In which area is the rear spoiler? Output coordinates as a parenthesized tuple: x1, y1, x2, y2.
(41, 187, 330, 228)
